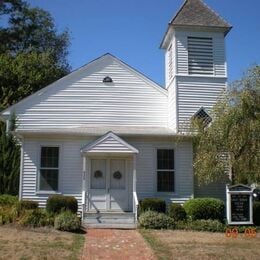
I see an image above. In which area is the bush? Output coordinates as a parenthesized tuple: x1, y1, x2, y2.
(183, 198, 225, 222)
(139, 210, 175, 229)
(253, 201, 260, 226)
(19, 209, 54, 227)
(0, 195, 18, 206)
(168, 204, 187, 221)
(17, 200, 38, 210)
(139, 198, 166, 213)
(54, 211, 81, 232)
(0, 205, 17, 225)
(176, 219, 225, 232)
(46, 195, 78, 214)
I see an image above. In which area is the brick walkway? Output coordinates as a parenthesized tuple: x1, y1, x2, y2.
(81, 229, 156, 260)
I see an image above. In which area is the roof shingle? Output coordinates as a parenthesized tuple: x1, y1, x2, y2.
(170, 0, 231, 30)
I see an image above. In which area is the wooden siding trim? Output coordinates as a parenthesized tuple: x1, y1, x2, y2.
(36, 142, 64, 194)
(1, 54, 167, 118)
(81, 132, 139, 154)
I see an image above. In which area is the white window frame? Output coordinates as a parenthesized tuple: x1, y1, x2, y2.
(36, 143, 62, 194)
(155, 147, 176, 194)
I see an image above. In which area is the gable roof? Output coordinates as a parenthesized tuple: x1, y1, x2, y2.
(161, 0, 232, 48)
(81, 131, 139, 154)
(1, 53, 167, 119)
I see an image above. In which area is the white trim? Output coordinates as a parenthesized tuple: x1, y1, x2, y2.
(85, 156, 131, 212)
(154, 146, 176, 195)
(36, 143, 63, 193)
(19, 139, 24, 200)
(226, 185, 254, 225)
(81, 131, 139, 154)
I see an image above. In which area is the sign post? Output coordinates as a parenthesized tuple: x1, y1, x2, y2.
(226, 184, 253, 225)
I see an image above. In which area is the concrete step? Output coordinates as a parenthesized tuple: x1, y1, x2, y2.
(83, 212, 136, 229)
(83, 223, 137, 229)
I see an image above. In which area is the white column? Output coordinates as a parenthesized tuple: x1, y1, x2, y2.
(133, 154, 137, 214)
(133, 154, 137, 193)
(82, 156, 86, 213)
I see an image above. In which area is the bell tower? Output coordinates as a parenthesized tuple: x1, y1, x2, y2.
(160, 0, 232, 132)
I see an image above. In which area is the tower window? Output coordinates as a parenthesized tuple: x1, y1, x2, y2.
(193, 107, 212, 126)
(188, 37, 213, 75)
(103, 76, 113, 83)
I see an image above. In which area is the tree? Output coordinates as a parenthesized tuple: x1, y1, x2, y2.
(0, 115, 20, 195)
(0, 0, 70, 108)
(193, 66, 260, 185)
(0, 0, 70, 195)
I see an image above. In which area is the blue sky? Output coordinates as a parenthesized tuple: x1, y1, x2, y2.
(26, 0, 260, 86)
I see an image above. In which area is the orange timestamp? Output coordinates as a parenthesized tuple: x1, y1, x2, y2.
(225, 227, 257, 238)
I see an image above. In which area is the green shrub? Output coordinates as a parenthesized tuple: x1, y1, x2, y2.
(183, 198, 224, 221)
(0, 205, 17, 225)
(19, 209, 54, 227)
(139, 210, 175, 229)
(176, 219, 225, 232)
(168, 203, 187, 221)
(54, 211, 81, 232)
(17, 200, 38, 210)
(46, 195, 78, 214)
(139, 198, 166, 213)
(253, 201, 260, 226)
(0, 195, 18, 206)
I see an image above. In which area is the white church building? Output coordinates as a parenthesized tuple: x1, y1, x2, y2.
(1, 0, 232, 227)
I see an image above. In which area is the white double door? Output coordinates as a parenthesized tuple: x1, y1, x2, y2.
(89, 158, 130, 212)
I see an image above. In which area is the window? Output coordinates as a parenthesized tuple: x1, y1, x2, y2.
(193, 107, 212, 126)
(39, 147, 59, 191)
(168, 45, 173, 80)
(157, 149, 174, 192)
(103, 76, 113, 83)
(188, 36, 213, 75)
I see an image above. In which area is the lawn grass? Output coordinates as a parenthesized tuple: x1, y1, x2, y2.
(139, 229, 260, 260)
(0, 225, 85, 260)
(140, 229, 172, 260)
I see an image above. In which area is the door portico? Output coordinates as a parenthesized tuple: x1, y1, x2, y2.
(81, 132, 138, 213)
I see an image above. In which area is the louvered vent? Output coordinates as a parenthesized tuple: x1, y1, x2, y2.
(193, 107, 212, 126)
(188, 37, 213, 75)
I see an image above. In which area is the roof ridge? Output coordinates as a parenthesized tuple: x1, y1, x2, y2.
(199, 0, 232, 28)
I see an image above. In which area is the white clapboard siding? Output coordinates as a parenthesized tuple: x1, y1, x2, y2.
(128, 138, 194, 201)
(195, 180, 227, 201)
(21, 137, 194, 209)
(4, 54, 168, 130)
(176, 35, 189, 75)
(167, 78, 177, 131)
(21, 140, 87, 211)
(175, 30, 227, 77)
(87, 136, 135, 153)
(213, 36, 227, 77)
(177, 77, 226, 130)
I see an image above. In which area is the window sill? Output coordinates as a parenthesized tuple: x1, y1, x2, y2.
(36, 191, 62, 195)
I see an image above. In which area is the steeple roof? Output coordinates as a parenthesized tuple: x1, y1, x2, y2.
(171, 0, 231, 29)
(160, 0, 232, 49)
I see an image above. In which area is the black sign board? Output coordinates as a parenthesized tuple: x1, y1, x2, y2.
(231, 194, 250, 222)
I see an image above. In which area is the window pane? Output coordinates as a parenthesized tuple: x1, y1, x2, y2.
(157, 171, 174, 192)
(41, 147, 59, 168)
(157, 149, 174, 170)
(40, 169, 58, 191)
